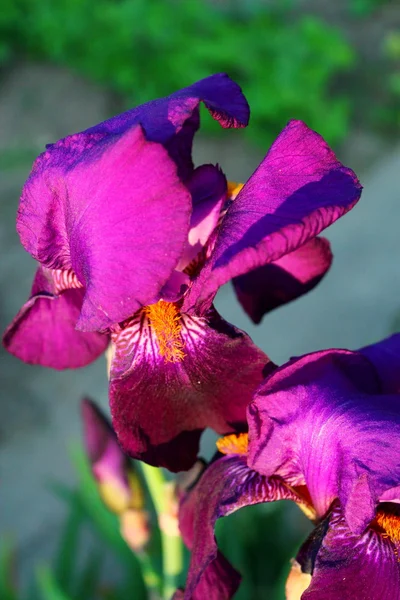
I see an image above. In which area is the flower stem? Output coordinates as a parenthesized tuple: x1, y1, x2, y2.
(137, 552, 163, 598)
(140, 463, 183, 599)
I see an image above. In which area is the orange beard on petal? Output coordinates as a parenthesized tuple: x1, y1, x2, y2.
(144, 300, 185, 363)
(373, 503, 400, 544)
(227, 181, 244, 200)
(216, 433, 249, 455)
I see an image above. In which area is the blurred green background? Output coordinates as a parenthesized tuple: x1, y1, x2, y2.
(1, 0, 400, 598)
(2, 0, 400, 151)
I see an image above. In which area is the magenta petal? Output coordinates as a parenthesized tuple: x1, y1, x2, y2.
(3, 285, 108, 369)
(188, 120, 361, 312)
(233, 237, 332, 323)
(109, 309, 272, 471)
(247, 342, 400, 533)
(177, 165, 227, 270)
(72, 127, 192, 330)
(299, 505, 400, 600)
(18, 126, 192, 331)
(179, 455, 299, 599)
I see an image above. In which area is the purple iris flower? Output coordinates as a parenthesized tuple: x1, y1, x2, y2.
(3, 74, 361, 471)
(178, 334, 400, 599)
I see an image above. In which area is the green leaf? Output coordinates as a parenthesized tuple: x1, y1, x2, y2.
(0, 540, 18, 600)
(75, 551, 103, 600)
(54, 495, 85, 594)
(36, 567, 74, 600)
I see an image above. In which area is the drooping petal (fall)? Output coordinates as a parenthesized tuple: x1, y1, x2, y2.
(109, 307, 273, 471)
(296, 504, 400, 600)
(185, 120, 361, 314)
(3, 268, 108, 369)
(247, 338, 400, 533)
(179, 454, 301, 599)
(232, 237, 332, 323)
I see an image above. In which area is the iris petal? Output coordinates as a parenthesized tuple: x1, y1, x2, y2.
(19, 125, 192, 331)
(360, 334, 400, 393)
(3, 268, 108, 369)
(84, 73, 249, 179)
(232, 237, 332, 324)
(185, 120, 361, 313)
(179, 455, 301, 599)
(109, 308, 272, 471)
(297, 505, 400, 600)
(247, 339, 400, 533)
(176, 165, 227, 272)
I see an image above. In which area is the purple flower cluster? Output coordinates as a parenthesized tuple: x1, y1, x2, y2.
(4, 73, 399, 599)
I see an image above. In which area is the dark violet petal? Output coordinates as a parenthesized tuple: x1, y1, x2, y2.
(247, 346, 400, 533)
(186, 120, 361, 313)
(160, 270, 191, 302)
(360, 334, 400, 393)
(84, 73, 249, 179)
(177, 165, 227, 271)
(298, 505, 400, 600)
(179, 455, 300, 599)
(109, 308, 272, 471)
(232, 237, 332, 324)
(3, 285, 108, 369)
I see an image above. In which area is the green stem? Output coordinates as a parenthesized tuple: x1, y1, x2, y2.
(140, 463, 183, 599)
(137, 552, 163, 598)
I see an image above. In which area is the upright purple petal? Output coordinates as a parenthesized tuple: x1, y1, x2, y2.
(297, 504, 400, 600)
(360, 334, 400, 393)
(84, 73, 249, 179)
(109, 308, 272, 471)
(232, 237, 332, 323)
(179, 455, 301, 599)
(176, 165, 227, 271)
(186, 120, 361, 313)
(247, 344, 400, 533)
(19, 126, 193, 331)
(3, 267, 108, 369)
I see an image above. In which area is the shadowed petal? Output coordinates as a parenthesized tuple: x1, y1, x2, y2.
(109, 308, 272, 471)
(179, 455, 300, 599)
(232, 237, 332, 323)
(297, 505, 400, 600)
(176, 165, 227, 271)
(247, 342, 400, 533)
(3, 270, 108, 369)
(185, 120, 361, 313)
(84, 73, 249, 179)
